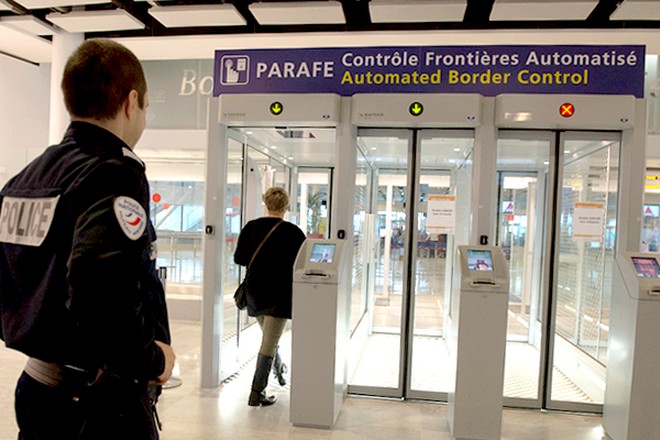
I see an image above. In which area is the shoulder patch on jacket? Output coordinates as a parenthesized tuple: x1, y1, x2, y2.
(0, 195, 59, 246)
(122, 147, 144, 167)
(114, 196, 147, 240)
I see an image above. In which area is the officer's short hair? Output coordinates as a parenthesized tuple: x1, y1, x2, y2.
(264, 187, 289, 214)
(62, 38, 147, 121)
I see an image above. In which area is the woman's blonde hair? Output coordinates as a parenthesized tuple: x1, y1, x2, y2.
(264, 187, 290, 214)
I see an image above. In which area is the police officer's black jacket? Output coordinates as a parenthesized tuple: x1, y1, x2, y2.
(0, 121, 170, 382)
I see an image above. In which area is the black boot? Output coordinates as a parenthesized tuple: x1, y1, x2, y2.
(272, 350, 287, 387)
(248, 354, 277, 407)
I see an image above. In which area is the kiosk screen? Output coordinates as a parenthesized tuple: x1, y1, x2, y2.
(632, 257, 660, 278)
(467, 249, 493, 271)
(309, 243, 336, 263)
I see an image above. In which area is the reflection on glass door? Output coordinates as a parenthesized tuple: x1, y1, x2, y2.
(349, 129, 474, 399)
(297, 167, 332, 239)
(642, 168, 660, 251)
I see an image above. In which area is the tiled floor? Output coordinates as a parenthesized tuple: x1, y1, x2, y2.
(0, 320, 606, 440)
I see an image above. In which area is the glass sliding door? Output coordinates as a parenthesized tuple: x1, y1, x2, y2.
(222, 131, 253, 371)
(349, 129, 474, 400)
(350, 130, 410, 394)
(496, 132, 553, 407)
(222, 126, 336, 376)
(496, 130, 621, 412)
(408, 131, 473, 398)
(548, 132, 620, 411)
(351, 154, 375, 338)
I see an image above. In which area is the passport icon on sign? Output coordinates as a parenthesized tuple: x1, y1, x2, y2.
(221, 55, 249, 86)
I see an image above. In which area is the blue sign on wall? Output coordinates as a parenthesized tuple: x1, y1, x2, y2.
(213, 45, 645, 98)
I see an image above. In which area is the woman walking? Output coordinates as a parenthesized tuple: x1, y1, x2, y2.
(234, 187, 306, 406)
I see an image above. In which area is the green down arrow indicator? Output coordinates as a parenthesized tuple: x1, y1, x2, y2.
(270, 101, 283, 115)
(409, 102, 424, 116)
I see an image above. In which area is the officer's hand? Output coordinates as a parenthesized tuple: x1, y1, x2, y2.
(155, 340, 176, 384)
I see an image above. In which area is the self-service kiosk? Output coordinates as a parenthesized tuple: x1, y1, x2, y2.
(448, 246, 509, 440)
(603, 253, 660, 440)
(290, 239, 349, 429)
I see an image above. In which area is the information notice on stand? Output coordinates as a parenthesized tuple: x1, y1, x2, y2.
(427, 195, 456, 234)
(572, 202, 605, 241)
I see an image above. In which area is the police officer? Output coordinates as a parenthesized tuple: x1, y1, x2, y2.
(0, 38, 175, 439)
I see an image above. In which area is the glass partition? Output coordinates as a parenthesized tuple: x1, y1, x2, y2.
(550, 133, 620, 407)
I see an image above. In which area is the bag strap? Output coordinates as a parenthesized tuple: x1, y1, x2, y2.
(247, 219, 283, 269)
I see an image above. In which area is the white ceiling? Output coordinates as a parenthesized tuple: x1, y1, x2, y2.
(1, 28, 655, 65)
(1, 0, 659, 63)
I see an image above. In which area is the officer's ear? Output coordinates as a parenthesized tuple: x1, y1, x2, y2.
(123, 90, 139, 120)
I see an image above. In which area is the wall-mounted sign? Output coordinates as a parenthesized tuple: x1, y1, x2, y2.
(573, 202, 605, 241)
(142, 59, 213, 130)
(427, 195, 456, 233)
(214, 45, 645, 97)
(644, 204, 659, 217)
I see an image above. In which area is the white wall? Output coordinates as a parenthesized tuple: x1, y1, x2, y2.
(0, 54, 50, 187)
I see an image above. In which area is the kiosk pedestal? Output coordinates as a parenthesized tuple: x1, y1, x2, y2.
(603, 253, 660, 440)
(448, 246, 509, 440)
(290, 239, 349, 429)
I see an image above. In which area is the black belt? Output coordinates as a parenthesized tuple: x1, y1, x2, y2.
(25, 357, 164, 431)
(24, 357, 89, 388)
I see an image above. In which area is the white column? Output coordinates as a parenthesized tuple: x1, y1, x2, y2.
(471, 97, 498, 245)
(49, 33, 83, 144)
(201, 97, 224, 388)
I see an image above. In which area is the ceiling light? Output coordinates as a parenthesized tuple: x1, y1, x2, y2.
(249, 1, 345, 25)
(149, 4, 246, 28)
(1, 15, 56, 35)
(370, 0, 466, 23)
(611, 1, 660, 20)
(13, 0, 106, 7)
(0, 24, 51, 62)
(46, 9, 144, 32)
(491, 1, 597, 21)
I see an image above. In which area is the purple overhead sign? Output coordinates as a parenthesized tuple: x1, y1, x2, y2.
(213, 45, 645, 98)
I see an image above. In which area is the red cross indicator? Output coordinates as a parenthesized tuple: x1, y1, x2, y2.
(560, 103, 575, 118)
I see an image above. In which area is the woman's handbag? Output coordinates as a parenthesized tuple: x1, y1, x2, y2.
(233, 275, 250, 310)
(234, 220, 283, 309)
